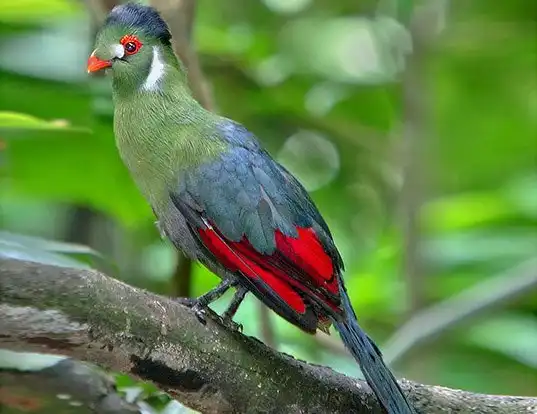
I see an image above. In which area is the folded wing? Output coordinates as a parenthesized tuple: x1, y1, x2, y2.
(171, 124, 344, 332)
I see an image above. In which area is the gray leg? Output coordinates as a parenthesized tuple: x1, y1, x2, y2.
(223, 287, 248, 320)
(177, 278, 236, 324)
(220, 287, 248, 331)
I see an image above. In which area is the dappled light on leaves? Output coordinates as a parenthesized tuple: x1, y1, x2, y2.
(277, 130, 340, 192)
(304, 82, 349, 117)
(254, 55, 291, 86)
(262, 0, 312, 15)
(225, 24, 254, 54)
(0, 20, 92, 82)
(279, 17, 411, 83)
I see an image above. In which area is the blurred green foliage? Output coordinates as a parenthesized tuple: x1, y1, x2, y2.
(1, 0, 536, 408)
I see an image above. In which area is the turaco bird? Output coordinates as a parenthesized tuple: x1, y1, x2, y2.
(88, 3, 416, 413)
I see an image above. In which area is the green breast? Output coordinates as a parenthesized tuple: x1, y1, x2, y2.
(112, 91, 226, 214)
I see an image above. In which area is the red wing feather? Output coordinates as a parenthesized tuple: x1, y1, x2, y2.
(198, 223, 340, 316)
(198, 227, 306, 313)
(274, 228, 338, 294)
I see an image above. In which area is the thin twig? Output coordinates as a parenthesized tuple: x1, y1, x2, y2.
(383, 258, 537, 366)
(314, 258, 537, 367)
(65, 206, 95, 245)
(397, 2, 438, 317)
(314, 332, 349, 357)
(100, 0, 118, 12)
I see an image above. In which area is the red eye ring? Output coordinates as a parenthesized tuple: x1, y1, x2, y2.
(120, 35, 142, 55)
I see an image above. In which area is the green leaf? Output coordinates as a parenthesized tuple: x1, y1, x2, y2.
(0, 230, 106, 266)
(425, 229, 537, 267)
(0, 349, 68, 371)
(0, 231, 99, 256)
(114, 374, 197, 413)
(0, 0, 82, 25)
(466, 314, 537, 369)
(2, 72, 151, 225)
(160, 400, 200, 413)
(423, 192, 511, 232)
(505, 174, 537, 219)
(397, 0, 414, 24)
(0, 231, 91, 269)
(0, 111, 90, 138)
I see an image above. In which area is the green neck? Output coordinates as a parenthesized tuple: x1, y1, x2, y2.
(111, 45, 189, 100)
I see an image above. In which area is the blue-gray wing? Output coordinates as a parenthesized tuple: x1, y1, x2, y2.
(169, 120, 344, 332)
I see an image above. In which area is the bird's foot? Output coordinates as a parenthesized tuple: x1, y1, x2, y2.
(174, 297, 207, 325)
(174, 280, 246, 330)
(174, 297, 197, 307)
(191, 301, 208, 325)
(219, 312, 243, 332)
(174, 278, 235, 325)
(217, 286, 247, 332)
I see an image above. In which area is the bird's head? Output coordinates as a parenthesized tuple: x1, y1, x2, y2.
(88, 3, 174, 90)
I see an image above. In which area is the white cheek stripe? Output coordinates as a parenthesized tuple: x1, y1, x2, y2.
(142, 46, 165, 91)
(112, 43, 124, 59)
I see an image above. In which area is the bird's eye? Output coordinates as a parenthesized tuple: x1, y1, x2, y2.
(119, 35, 142, 56)
(124, 42, 137, 54)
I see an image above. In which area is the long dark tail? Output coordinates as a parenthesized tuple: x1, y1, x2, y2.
(333, 283, 416, 414)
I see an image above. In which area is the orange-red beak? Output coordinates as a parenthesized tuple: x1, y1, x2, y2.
(87, 51, 112, 73)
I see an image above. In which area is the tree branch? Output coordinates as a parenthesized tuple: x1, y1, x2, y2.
(397, 1, 442, 317)
(1, 259, 535, 413)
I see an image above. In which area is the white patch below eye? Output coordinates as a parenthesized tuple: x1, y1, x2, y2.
(112, 43, 124, 59)
(142, 46, 165, 91)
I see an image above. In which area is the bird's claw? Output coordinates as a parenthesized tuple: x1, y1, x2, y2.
(191, 302, 207, 325)
(175, 297, 197, 307)
(220, 313, 243, 332)
(175, 297, 207, 325)
(174, 283, 243, 330)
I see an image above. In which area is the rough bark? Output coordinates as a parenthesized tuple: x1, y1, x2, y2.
(0, 258, 535, 414)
